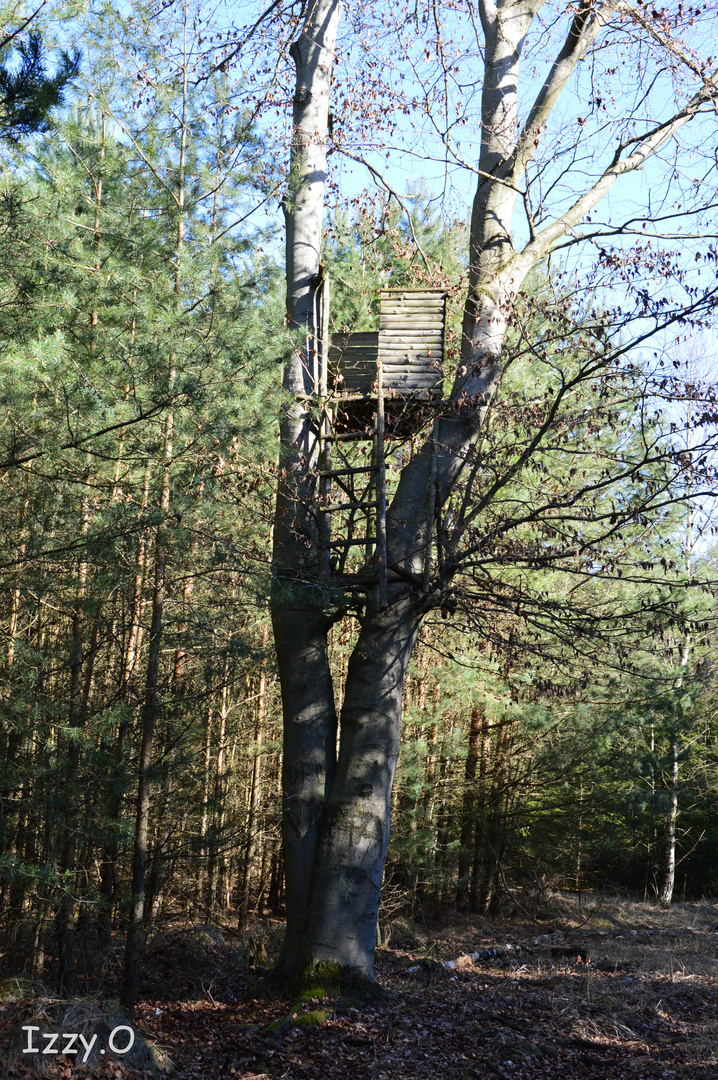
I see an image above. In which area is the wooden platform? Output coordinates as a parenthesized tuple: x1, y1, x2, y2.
(310, 283, 446, 605)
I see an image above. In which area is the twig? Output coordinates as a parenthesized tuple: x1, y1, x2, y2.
(335, 145, 433, 273)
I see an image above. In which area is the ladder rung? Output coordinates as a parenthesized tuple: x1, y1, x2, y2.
(324, 431, 372, 441)
(326, 537, 377, 547)
(324, 500, 377, 513)
(319, 465, 377, 477)
(332, 576, 380, 590)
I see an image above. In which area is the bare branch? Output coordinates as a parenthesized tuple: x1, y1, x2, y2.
(196, 0, 287, 83)
(519, 74, 718, 264)
(510, 0, 623, 184)
(0, 402, 171, 473)
(0, 1, 46, 50)
(335, 144, 433, 272)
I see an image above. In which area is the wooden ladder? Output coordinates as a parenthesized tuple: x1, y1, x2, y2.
(317, 364, 388, 608)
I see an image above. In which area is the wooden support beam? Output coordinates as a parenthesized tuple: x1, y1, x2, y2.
(324, 499, 378, 513)
(319, 465, 377, 478)
(375, 362, 388, 610)
(318, 277, 332, 595)
(326, 537, 377, 547)
(318, 405, 332, 587)
(331, 575, 380, 590)
(323, 431, 374, 442)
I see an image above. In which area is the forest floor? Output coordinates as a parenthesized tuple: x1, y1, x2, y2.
(2, 895, 718, 1080)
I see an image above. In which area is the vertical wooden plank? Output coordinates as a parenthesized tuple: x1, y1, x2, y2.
(375, 362, 388, 609)
(367, 439, 376, 567)
(319, 403, 333, 592)
(319, 275, 329, 397)
(318, 275, 331, 594)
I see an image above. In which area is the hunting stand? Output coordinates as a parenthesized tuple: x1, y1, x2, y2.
(308, 282, 447, 607)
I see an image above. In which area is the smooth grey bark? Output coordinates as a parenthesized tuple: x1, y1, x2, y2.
(272, 606, 338, 977)
(300, 596, 422, 975)
(271, 0, 342, 980)
(273, 0, 717, 983)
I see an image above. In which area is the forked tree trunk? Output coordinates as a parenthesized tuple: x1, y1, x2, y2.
(296, 597, 422, 976)
(272, 0, 523, 984)
(273, 0, 709, 984)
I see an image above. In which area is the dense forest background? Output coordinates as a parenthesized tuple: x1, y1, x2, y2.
(1, 0, 717, 998)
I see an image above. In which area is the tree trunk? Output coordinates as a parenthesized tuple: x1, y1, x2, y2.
(273, 0, 705, 982)
(208, 665, 229, 919)
(239, 623, 269, 930)
(263, 752, 283, 915)
(659, 721, 679, 906)
(120, 499, 170, 1013)
(433, 717, 454, 917)
(195, 702, 214, 912)
(659, 634, 691, 906)
(469, 710, 491, 914)
(645, 719, 658, 901)
(121, 23, 189, 1005)
(295, 596, 422, 979)
(271, 0, 342, 980)
(98, 460, 151, 950)
(457, 706, 484, 911)
(56, 477, 95, 996)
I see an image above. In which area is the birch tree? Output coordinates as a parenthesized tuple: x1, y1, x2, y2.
(272, 0, 718, 984)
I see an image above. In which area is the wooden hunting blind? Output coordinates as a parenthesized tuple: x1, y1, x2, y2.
(327, 287, 446, 399)
(309, 282, 447, 608)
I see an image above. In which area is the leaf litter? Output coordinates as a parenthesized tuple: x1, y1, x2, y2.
(2, 898, 718, 1080)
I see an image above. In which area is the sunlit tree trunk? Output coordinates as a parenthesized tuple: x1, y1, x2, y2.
(99, 460, 151, 950)
(658, 722, 679, 906)
(273, 0, 714, 983)
(121, 440, 172, 1011)
(271, 0, 343, 980)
